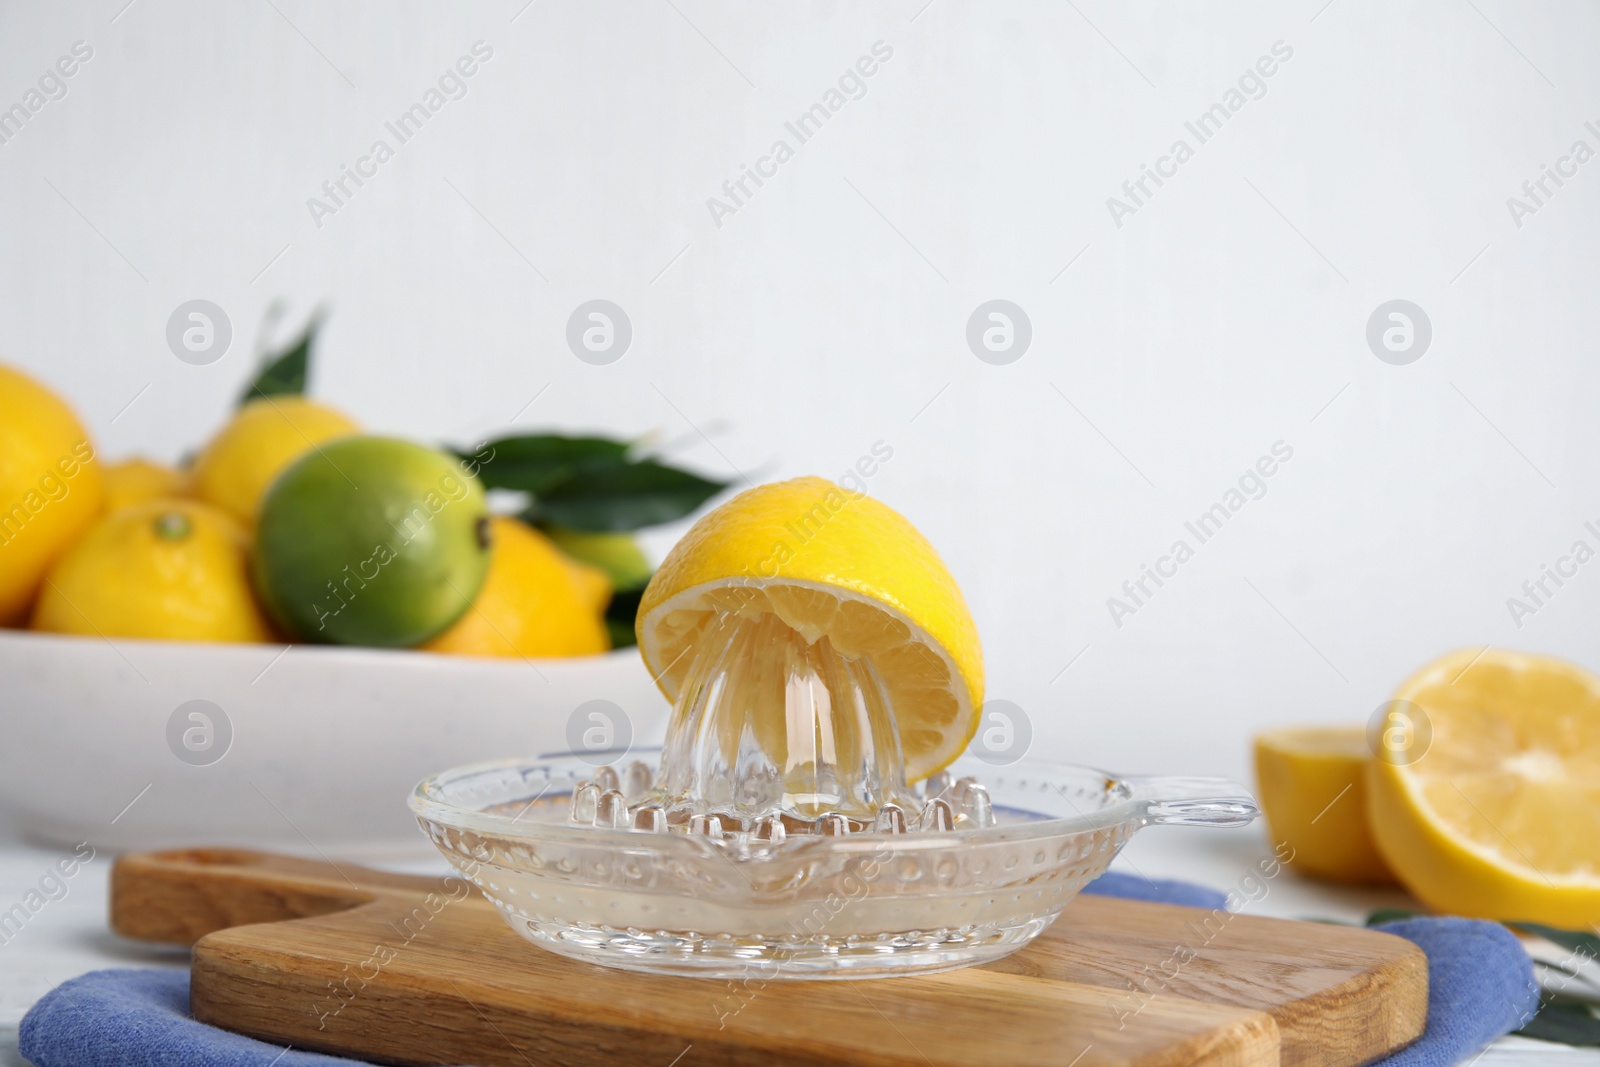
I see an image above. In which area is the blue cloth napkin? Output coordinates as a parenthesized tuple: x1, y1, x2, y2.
(19, 969, 370, 1067)
(22, 873, 1540, 1067)
(1082, 869, 1233, 909)
(1357, 918, 1540, 1067)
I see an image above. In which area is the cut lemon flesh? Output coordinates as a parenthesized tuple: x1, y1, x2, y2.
(637, 477, 982, 783)
(1367, 648, 1600, 925)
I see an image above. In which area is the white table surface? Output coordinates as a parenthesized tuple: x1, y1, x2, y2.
(0, 818, 1593, 1066)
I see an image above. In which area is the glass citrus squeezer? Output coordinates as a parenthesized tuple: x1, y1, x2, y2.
(414, 477, 1257, 978)
(411, 610, 1258, 979)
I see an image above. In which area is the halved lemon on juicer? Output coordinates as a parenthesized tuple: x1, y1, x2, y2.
(636, 476, 983, 783)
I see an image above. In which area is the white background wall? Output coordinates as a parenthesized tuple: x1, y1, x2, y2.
(3, 0, 1597, 784)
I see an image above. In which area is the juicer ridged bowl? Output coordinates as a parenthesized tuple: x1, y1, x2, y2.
(411, 750, 1257, 979)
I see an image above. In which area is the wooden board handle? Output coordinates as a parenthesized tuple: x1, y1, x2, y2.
(110, 848, 452, 946)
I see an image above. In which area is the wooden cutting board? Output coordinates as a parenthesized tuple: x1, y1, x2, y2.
(111, 849, 1426, 1067)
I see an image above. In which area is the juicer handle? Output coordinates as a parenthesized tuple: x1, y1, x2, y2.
(1121, 776, 1260, 828)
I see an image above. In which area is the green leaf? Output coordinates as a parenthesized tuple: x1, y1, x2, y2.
(1514, 922, 1600, 960)
(461, 435, 630, 497)
(461, 432, 729, 531)
(1518, 998, 1600, 1047)
(530, 459, 727, 531)
(1364, 908, 1423, 927)
(240, 311, 322, 406)
(604, 587, 645, 649)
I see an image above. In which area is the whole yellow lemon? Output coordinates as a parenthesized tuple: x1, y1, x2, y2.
(31, 500, 273, 643)
(190, 396, 357, 526)
(424, 517, 609, 658)
(0, 365, 104, 625)
(102, 458, 188, 513)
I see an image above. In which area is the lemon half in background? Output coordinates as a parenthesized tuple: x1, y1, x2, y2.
(1367, 647, 1600, 926)
(636, 476, 983, 783)
(1254, 726, 1396, 885)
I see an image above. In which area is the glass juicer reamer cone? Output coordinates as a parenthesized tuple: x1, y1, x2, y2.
(412, 610, 1259, 979)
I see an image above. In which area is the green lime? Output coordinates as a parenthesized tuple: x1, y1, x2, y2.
(254, 436, 491, 646)
(542, 525, 652, 591)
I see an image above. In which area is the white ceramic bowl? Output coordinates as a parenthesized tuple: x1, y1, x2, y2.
(0, 630, 669, 854)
